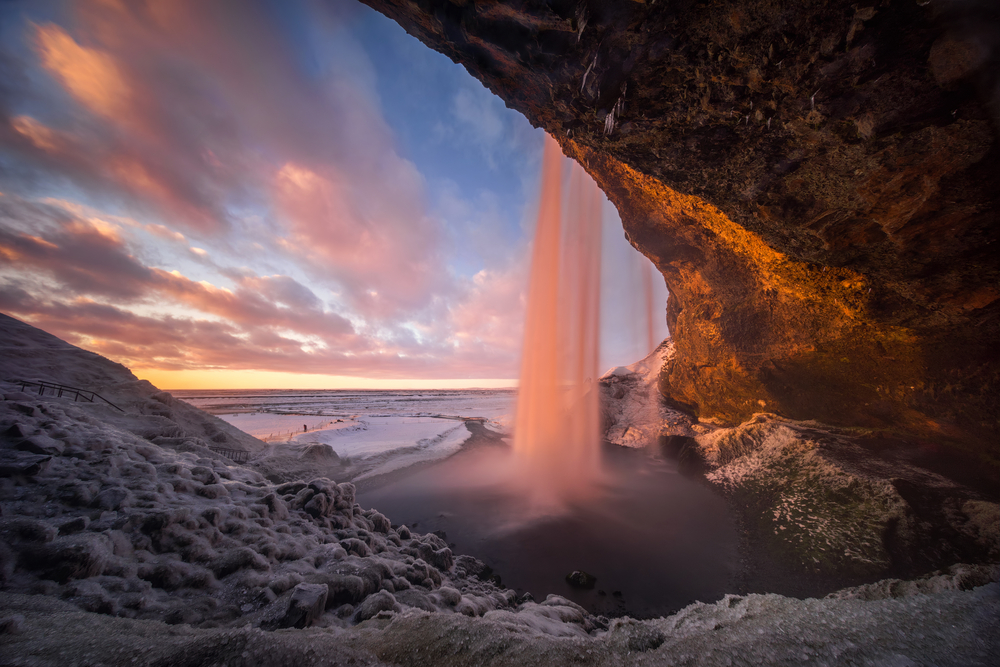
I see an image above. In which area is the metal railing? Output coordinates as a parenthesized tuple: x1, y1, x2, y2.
(10, 379, 125, 412)
(208, 448, 251, 464)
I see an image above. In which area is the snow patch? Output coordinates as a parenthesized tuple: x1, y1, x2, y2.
(600, 339, 685, 447)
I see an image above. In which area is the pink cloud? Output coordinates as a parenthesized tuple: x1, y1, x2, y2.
(273, 162, 447, 318)
(0, 1, 540, 381)
(8, 1, 456, 321)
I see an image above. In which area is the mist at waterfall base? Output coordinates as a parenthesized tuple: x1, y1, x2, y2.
(359, 136, 737, 617)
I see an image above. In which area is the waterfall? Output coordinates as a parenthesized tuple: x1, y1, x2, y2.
(512, 134, 604, 510)
(641, 260, 656, 354)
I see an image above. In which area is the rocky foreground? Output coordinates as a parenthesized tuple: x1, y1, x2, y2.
(1, 314, 998, 666)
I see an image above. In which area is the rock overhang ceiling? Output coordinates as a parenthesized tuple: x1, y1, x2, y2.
(360, 0, 999, 465)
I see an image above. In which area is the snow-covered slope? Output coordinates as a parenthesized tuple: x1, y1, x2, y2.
(0, 313, 264, 455)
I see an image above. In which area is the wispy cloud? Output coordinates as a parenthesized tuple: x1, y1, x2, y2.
(0, 0, 545, 384)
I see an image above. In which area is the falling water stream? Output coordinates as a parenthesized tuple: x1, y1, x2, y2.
(512, 134, 604, 510)
(359, 134, 738, 617)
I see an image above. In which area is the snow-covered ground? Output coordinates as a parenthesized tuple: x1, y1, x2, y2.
(172, 389, 514, 484)
(177, 389, 515, 433)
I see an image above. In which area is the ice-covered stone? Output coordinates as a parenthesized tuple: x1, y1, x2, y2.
(0, 450, 51, 477)
(354, 589, 398, 621)
(274, 582, 327, 629)
(21, 533, 111, 583)
(211, 547, 270, 578)
(565, 570, 597, 589)
(0, 518, 56, 544)
(0, 613, 24, 635)
(93, 487, 131, 511)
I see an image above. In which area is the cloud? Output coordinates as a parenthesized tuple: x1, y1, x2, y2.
(272, 161, 447, 318)
(0, 193, 357, 340)
(0, 0, 548, 382)
(0, 198, 153, 300)
(33, 23, 130, 120)
(435, 82, 513, 170)
(0, 283, 522, 379)
(453, 86, 504, 147)
(2, 1, 461, 321)
(11, 116, 61, 152)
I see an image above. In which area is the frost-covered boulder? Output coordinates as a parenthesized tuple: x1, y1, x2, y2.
(600, 340, 687, 447)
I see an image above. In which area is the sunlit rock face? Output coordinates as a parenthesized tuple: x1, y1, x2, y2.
(363, 0, 999, 460)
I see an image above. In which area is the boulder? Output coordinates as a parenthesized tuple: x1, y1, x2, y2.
(0, 451, 51, 477)
(21, 534, 111, 583)
(354, 590, 398, 622)
(276, 582, 328, 629)
(565, 571, 597, 590)
(15, 435, 64, 457)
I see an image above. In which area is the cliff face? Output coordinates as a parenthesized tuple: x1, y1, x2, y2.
(361, 0, 999, 460)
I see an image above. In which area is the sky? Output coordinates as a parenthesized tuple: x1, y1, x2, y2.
(0, 0, 667, 390)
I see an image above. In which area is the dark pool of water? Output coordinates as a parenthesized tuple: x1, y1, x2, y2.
(358, 441, 738, 618)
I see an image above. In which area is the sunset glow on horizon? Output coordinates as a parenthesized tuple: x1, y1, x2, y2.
(136, 368, 518, 392)
(0, 0, 667, 390)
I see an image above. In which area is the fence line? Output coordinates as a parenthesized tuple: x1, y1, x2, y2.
(9, 379, 125, 412)
(208, 447, 252, 464)
(260, 419, 339, 443)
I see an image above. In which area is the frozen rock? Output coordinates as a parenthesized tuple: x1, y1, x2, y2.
(63, 579, 117, 615)
(827, 563, 999, 601)
(274, 582, 328, 629)
(0, 518, 57, 543)
(367, 511, 391, 534)
(341, 538, 371, 557)
(21, 533, 111, 583)
(57, 516, 89, 535)
(0, 541, 15, 584)
(565, 570, 597, 589)
(436, 586, 462, 606)
(211, 547, 270, 578)
(261, 493, 288, 521)
(196, 483, 229, 499)
(0, 613, 24, 635)
(416, 542, 453, 571)
(9, 403, 41, 418)
(394, 588, 436, 612)
(189, 466, 220, 485)
(601, 341, 678, 447)
(300, 444, 338, 461)
(138, 559, 215, 591)
(2, 422, 31, 440)
(0, 450, 51, 477)
(605, 617, 667, 652)
(57, 481, 96, 506)
(312, 573, 366, 607)
(93, 487, 132, 511)
(961, 500, 1000, 558)
(354, 589, 398, 622)
(304, 492, 331, 519)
